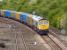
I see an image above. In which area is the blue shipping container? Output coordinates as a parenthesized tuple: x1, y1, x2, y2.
(20, 14, 26, 23)
(5, 11, 11, 17)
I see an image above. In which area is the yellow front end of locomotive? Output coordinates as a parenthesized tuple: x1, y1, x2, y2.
(37, 20, 49, 30)
(38, 24, 49, 30)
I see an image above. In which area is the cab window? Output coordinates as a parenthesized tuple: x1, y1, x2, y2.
(38, 20, 48, 25)
(38, 21, 42, 25)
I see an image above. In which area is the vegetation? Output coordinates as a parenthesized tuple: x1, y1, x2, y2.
(0, 0, 67, 32)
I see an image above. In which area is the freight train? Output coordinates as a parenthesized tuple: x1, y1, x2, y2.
(0, 10, 49, 35)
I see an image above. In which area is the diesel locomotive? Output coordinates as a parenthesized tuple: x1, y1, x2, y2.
(0, 10, 49, 35)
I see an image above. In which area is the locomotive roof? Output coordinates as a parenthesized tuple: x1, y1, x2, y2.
(24, 13, 43, 21)
(32, 15, 43, 21)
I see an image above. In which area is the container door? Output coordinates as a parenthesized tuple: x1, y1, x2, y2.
(11, 12, 16, 19)
(23, 15, 26, 23)
(16, 13, 20, 20)
(20, 14, 27, 23)
(2, 11, 5, 16)
(20, 14, 24, 22)
(30, 16, 33, 25)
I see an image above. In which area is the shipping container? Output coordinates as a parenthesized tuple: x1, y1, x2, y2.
(16, 12, 20, 20)
(21, 13, 28, 23)
(1, 10, 5, 16)
(5, 10, 11, 17)
(10, 11, 16, 19)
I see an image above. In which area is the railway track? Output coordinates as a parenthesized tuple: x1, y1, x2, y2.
(0, 17, 67, 50)
(42, 31, 67, 50)
(0, 17, 50, 50)
(50, 30, 67, 50)
(0, 17, 27, 50)
(25, 23, 67, 50)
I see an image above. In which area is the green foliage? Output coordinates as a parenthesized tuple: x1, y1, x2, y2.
(0, 0, 67, 29)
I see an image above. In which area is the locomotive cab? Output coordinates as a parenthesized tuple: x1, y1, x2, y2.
(37, 19, 49, 35)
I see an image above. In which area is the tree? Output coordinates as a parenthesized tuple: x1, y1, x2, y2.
(0, 0, 67, 31)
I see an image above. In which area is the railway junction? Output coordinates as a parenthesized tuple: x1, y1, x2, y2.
(0, 17, 67, 50)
